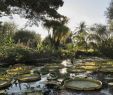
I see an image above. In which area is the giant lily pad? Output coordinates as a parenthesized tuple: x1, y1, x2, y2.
(18, 73, 41, 83)
(83, 62, 97, 66)
(45, 80, 61, 86)
(6, 65, 31, 76)
(100, 67, 113, 73)
(67, 68, 86, 73)
(74, 63, 99, 72)
(45, 64, 64, 69)
(108, 82, 113, 86)
(0, 80, 11, 90)
(80, 65, 98, 71)
(64, 78, 102, 90)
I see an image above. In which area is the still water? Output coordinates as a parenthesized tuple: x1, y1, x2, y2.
(1, 57, 113, 95)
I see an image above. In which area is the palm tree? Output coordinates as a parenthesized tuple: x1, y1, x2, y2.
(73, 22, 89, 51)
(43, 20, 61, 48)
(52, 25, 70, 47)
(43, 19, 70, 49)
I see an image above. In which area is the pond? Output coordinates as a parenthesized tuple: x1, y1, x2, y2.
(1, 57, 113, 95)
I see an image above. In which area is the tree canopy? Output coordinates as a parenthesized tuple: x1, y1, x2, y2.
(0, 0, 65, 25)
(106, 0, 113, 20)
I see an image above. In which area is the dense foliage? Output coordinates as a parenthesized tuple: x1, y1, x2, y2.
(13, 30, 41, 48)
(106, 0, 113, 20)
(0, 0, 113, 65)
(0, 0, 65, 25)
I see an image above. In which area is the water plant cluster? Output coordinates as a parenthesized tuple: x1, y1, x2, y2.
(0, 64, 41, 90)
(0, 60, 113, 94)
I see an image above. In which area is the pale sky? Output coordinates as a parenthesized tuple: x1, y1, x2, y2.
(0, 0, 111, 38)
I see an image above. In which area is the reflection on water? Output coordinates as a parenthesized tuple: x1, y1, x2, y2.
(59, 68, 67, 74)
(1, 58, 113, 95)
(61, 59, 72, 67)
(6, 75, 48, 94)
(5, 72, 113, 95)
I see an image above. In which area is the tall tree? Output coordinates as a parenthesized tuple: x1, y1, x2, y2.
(43, 19, 70, 49)
(53, 24, 70, 47)
(106, 0, 113, 20)
(106, 0, 113, 32)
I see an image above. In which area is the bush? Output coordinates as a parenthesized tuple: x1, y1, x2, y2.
(0, 45, 39, 63)
(98, 38, 113, 58)
(13, 30, 41, 48)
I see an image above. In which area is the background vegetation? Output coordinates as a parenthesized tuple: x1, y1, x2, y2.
(0, 0, 113, 65)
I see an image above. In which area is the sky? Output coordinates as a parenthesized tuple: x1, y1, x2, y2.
(0, 0, 111, 38)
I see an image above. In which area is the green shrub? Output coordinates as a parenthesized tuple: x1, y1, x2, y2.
(98, 38, 113, 58)
(0, 45, 39, 63)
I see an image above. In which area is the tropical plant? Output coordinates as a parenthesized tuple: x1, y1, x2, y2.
(43, 36, 52, 46)
(0, 45, 39, 63)
(73, 22, 89, 51)
(52, 25, 70, 48)
(98, 38, 113, 58)
(43, 19, 70, 49)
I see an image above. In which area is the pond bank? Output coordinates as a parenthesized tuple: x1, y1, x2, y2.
(0, 56, 111, 67)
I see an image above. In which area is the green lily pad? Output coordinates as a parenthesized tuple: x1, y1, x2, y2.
(100, 67, 113, 72)
(45, 80, 61, 86)
(108, 82, 113, 86)
(67, 68, 86, 73)
(46, 64, 64, 69)
(0, 80, 11, 90)
(18, 73, 41, 83)
(64, 78, 102, 90)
